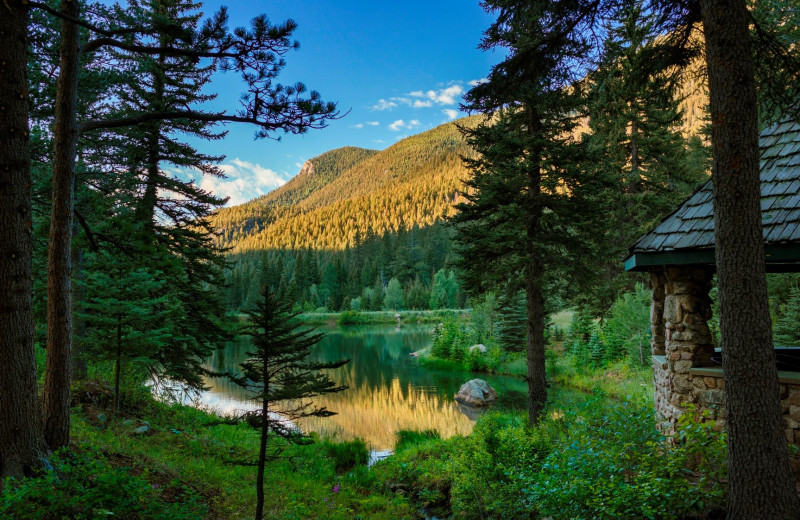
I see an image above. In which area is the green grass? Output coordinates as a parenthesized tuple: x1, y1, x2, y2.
(549, 309, 574, 332)
(11, 387, 413, 520)
(549, 355, 654, 402)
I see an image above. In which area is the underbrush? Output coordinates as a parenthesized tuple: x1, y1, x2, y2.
(1, 447, 207, 520)
(549, 355, 654, 401)
(375, 397, 727, 520)
(2, 382, 411, 520)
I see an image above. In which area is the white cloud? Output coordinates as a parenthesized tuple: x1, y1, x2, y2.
(373, 139, 386, 144)
(366, 121, 379, 126)
(388, 119, 420, 131)
(371, 99, 398, 111)
(351, 123, 364, 129)
(409, 85, 464, 105)
(442, 109, 459, 120)
(186, 158, 287, 206)
(371, 82, 467, 113)
(468, 78, 488, 87)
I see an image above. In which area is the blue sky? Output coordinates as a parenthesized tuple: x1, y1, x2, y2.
(178, 0, 500, 205)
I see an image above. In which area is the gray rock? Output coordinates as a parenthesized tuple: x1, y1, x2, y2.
(133, 425, 150, 435)
(455, 379, 498, 407)
(469, 344, 487, 354)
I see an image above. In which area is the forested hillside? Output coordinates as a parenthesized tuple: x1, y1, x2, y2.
(215, 117, 482, 311)
(212, 117, 478, 253)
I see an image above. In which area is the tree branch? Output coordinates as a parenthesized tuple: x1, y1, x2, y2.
(78, 108, 337, 134)
(82, 37, 238, 58)
(28, 1, 145, 38)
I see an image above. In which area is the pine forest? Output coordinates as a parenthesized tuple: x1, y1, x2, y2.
(2, 1, 800, 519)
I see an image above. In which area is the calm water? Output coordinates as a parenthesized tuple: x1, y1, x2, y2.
(197, 324, 530, 451)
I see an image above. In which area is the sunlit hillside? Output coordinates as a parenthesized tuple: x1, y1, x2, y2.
(212, 70, 710, 256)
(210, 116, 480, 252)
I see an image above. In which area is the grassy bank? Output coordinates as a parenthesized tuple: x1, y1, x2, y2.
(1, 382, 412, 520)
(298, 309, 469, 326)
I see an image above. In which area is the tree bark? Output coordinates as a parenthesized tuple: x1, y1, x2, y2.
(43, 0, 81, 451)
(700, 0, 800, 517)
(114, 318, 122, 415)
(255, 376, 269, 520)
(524, 266, 547, 422)
(0, 0, 49, 484)
(525, 107, 547, 423)
(71, 227, 87, 381)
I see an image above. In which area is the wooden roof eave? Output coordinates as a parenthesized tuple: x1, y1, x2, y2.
(624, 243, 800, 273)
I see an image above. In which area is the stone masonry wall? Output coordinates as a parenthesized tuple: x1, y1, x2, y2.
(651, 265, 800, 478)
(651, 266, 717, 434)
(696, 373, 800, 477)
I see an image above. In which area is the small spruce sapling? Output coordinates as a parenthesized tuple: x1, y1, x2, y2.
(235, 286, 347, 520)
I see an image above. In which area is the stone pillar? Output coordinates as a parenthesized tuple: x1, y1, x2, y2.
(652, 266, 715, 435)
(649, 271, 666, 356)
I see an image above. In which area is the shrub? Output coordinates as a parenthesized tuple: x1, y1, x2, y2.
(431, 320, 458, 359)
(338, 310, 363, 325)
(395, 429, 441, 453)
(321, 438, 369, 473)
(0, 448, 206, 520)
(450, 413, 552, 520)
(529, 398, 727, 519)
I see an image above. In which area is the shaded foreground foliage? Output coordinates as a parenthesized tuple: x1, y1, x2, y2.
(376, 396, 727, 520)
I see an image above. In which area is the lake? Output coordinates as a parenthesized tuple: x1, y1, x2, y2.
(196, 324, 530, 452)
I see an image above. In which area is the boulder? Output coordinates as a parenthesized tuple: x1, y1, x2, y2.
(469, 344, 487, 354)
(455, 379, 497, 407)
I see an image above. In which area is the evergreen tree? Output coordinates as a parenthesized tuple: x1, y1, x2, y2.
(405, 276, 431, 310)
(496, 290, 527, 353)
(456, 0, 603, 422)
(79, 250, 171, 412)
(236, 287, 347, 520)
(586, 0, 707, 315)
(774, 289, 800, 346)
(36, 0, 339, 449)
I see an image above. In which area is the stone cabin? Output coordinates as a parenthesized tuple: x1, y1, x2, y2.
(623, 118, 800, 451)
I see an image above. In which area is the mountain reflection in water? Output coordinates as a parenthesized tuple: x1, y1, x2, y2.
(198, 324, 528, 451)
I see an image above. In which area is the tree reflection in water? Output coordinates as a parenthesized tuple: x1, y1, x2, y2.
(200, 325, 528, 450)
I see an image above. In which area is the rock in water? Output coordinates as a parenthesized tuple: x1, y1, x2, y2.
(455, 379, 498, 407)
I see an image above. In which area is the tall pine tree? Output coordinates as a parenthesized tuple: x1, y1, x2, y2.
(586, 0, 707, 315)
(455, 0, 604, 421)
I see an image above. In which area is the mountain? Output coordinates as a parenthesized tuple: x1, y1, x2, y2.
(211, 116, 479, 253)
(211, 67, 713, 256)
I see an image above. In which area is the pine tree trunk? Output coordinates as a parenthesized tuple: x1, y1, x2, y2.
(43, 0, 81, 451)
(0, 0, 50, 484)
(255, 381, 269, 520)
(525, 107, 547, 423)
(524, 268, 547, 422)
(136, 52, 166, 228)
(71, 237, 87, 381)
(700, 0, 800, 517)
(114, 318, 122, 415)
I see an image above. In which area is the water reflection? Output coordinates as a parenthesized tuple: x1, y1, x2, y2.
(199, 325, 528, 450)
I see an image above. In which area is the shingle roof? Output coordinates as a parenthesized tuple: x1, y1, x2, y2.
(626, 119, 800, 262)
